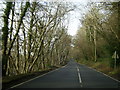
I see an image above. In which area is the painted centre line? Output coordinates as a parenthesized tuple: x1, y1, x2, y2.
(77, 67, 82, 87)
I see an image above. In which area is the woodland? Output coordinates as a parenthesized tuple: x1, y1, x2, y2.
(1, 1, 120, 80)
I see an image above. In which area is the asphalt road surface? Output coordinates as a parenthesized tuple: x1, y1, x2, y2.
(9, 60, 120, 88)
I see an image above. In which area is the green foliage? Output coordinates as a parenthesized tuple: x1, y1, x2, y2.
(73, 2, 120, 69)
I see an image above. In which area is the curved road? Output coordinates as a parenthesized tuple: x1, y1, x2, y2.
(9, 60, 120, 89)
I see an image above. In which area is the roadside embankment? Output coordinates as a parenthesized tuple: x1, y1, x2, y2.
(77, 59, 120, 81)
(2, 65, 61, 90)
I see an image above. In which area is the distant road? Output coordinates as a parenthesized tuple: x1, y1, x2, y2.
(9, 60, 120, 88)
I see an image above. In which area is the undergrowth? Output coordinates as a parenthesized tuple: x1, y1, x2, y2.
(77, 58, 120, 81)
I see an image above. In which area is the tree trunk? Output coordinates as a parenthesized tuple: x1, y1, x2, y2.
(28, 2, 36, 62)
(16, 35, 20, 74)
(2, 2, 12, 76)
(94, 29, 97, 62)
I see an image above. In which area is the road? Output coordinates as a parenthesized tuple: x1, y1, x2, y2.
(9, 60, 120, 88)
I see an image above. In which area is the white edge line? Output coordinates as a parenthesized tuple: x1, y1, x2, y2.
(9, 64, 67, 89)
(80, 64, 120, 83)
(88, 66, 120, 83)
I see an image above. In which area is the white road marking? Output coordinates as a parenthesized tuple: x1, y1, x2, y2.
(88, 66, 120, 82)
(9, 65, 67, 89)
(81, 64, 120, 83)
(77, 67, 82, 87)
(77, 67, 79, 72)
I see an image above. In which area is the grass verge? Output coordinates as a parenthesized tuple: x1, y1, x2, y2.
(77, 59, 120, 81)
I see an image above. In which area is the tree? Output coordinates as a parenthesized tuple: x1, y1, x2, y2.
(2, 2, 30, 76)
(1, 1, 73, 76)
(73, 2, 120, 68)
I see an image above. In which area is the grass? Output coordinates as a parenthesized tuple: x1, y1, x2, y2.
(77, 58, 120, 81)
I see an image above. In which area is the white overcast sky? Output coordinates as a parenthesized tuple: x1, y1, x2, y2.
(67, 1, 88, 36)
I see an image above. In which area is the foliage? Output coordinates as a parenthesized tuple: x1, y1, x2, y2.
(73, 2, 120, 68)
(1, 2, 73, 76)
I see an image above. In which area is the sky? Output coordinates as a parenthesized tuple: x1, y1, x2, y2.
(67, 12, 81, 36)
(67, 1, 88, 36)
